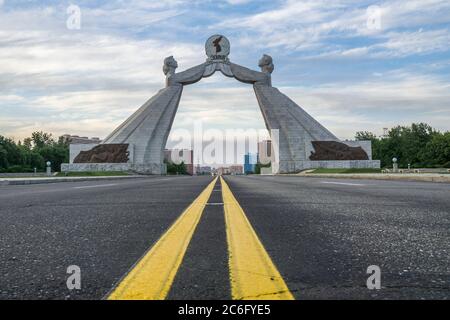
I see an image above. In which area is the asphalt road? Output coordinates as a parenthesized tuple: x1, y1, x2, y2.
(0, 175, 448, 300)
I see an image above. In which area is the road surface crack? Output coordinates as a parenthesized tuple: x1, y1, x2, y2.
(237, 289, 298, 300)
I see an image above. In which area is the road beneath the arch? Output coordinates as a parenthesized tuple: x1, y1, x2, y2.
(0, 175, 448, 300)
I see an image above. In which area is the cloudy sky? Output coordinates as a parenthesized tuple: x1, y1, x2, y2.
(1, 0, 450, 146)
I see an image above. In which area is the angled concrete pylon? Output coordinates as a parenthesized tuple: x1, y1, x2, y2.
(93, 35, 379, 174)
(102, 85, 183, 174)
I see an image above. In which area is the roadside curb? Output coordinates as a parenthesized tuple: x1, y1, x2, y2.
(0, 175, 151, 186)
(288, 173, 450, 183)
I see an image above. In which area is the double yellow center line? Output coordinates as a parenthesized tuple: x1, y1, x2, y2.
(108, 178, 217, 300)
(221, 177, 294, 300)
(108, 177, 293, 300)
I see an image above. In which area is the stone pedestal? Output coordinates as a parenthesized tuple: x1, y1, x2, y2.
(278, 160, 381, 174)
(61, 163, 167, 175)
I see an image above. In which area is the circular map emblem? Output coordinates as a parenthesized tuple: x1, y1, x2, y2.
(205, 35, 230, 61)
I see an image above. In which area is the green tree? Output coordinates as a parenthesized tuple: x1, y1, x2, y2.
(35, 133, 69, 171)
(31, 131, 54, 149)
(423, 132, 450, 167)
(254, 162, 271, 174)
(0, 135, 23, 170)
(0, 132, 69, 172)
(355, 123, 447, 168)
(0, 145, 8, 169)
(23, 137, 33, 150)
(166, 161, 188, 175)
(401, 123, 437, 167)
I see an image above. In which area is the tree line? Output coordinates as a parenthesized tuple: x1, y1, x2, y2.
(0, 131, 69, 173)
(355, 123, 450, 168)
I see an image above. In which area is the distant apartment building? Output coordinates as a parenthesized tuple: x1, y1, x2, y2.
(258, 140, 274, 165)
(244, 153, 257, 174)
(229, 165, 243, 175)
(164, 149, 194, 175)
(63, 134, 101, 144)
(216, 167, 231, 175)
(216, 165, 243, 175)
(196, 166, 212, 175)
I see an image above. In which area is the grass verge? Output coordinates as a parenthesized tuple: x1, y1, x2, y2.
(309, 168, 382, 174)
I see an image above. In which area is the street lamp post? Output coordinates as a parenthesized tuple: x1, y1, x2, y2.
(46, 161, 52, 177)
(392, 157, 398, 173)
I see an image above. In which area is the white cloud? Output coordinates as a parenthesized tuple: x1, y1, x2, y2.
(303, 28, 450, 60)
(0, 4, 204, 140)
(280, 71, 450, 138)
(226, 0, 253, 5)
(215, 0, 450, 58)
(372, 29, 450, 57)
(171, 77, 268, 133)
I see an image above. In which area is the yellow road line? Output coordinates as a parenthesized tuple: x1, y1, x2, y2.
(220, 177, 294, 300)
(108, 177, 218, 300)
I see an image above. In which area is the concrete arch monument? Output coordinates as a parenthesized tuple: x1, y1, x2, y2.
(63, 35, 380, 174)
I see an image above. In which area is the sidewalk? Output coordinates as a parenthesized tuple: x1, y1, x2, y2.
(0, 175, 150, 186)
(295, 172, 450, 183)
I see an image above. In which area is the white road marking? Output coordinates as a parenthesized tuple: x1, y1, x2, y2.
(321, 181, 366, 186)
(73, 183, 118, 189)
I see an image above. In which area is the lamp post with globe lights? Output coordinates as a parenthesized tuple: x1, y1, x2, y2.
(46, 161, 52, 177)
(392, 157, 398, 173)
